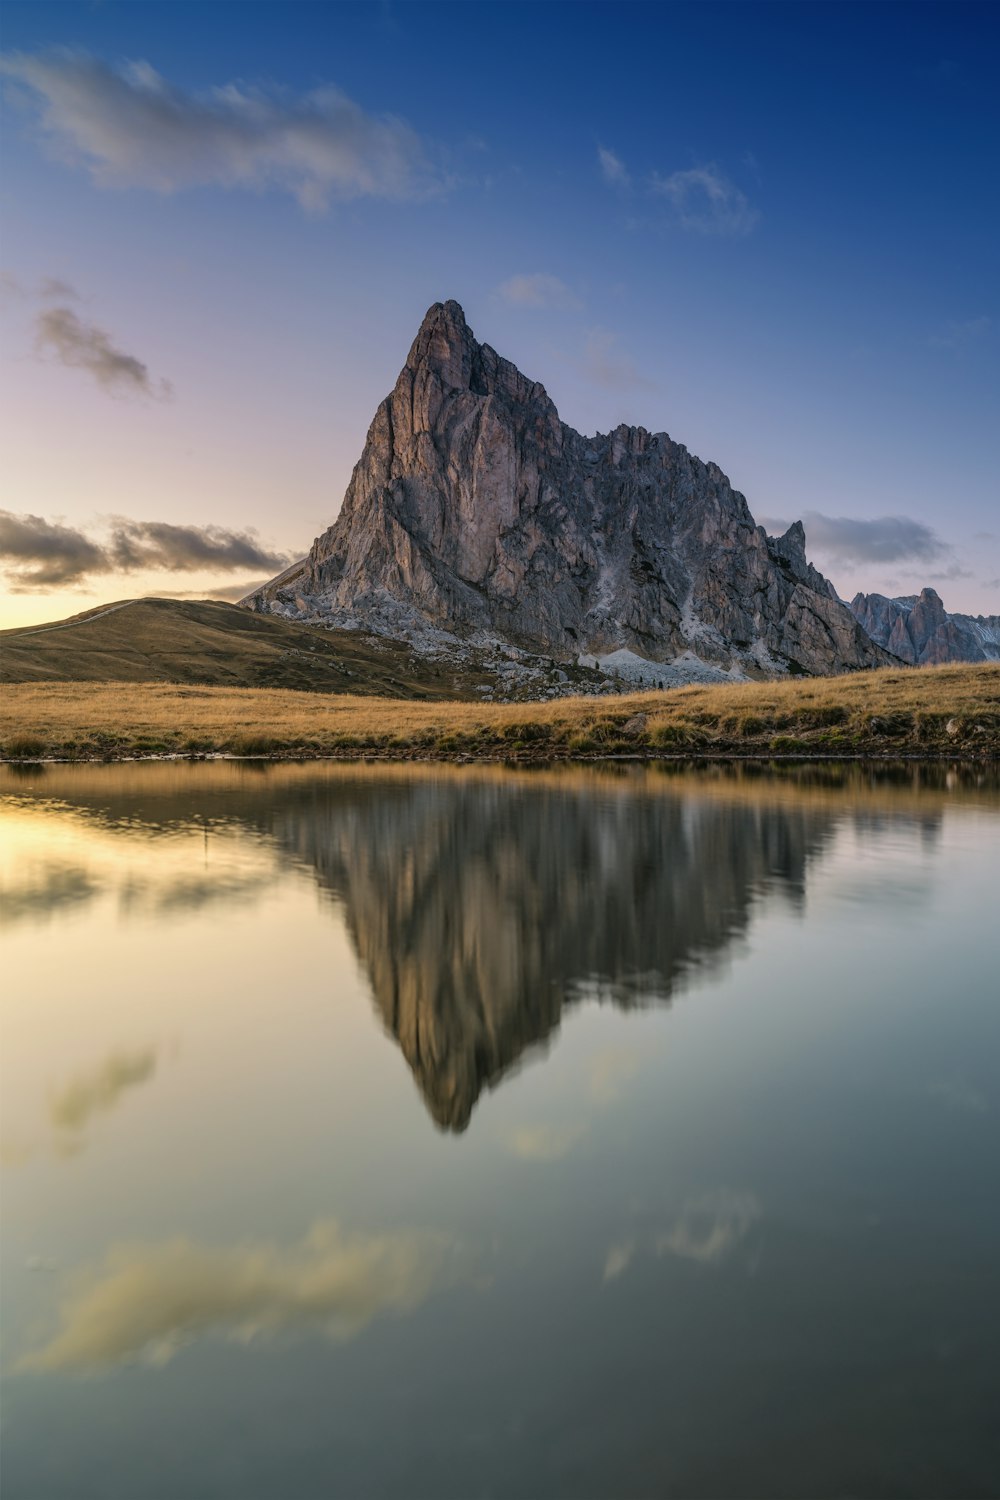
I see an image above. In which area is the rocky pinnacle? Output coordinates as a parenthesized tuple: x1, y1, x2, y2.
(245, 300, 893, 675)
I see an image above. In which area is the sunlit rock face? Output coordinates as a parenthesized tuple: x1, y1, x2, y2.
(850, 587, 1000, 666)
(246, 300, 891, 676)
(265, 776, 838, 1129)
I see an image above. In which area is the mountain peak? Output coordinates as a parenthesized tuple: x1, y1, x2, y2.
(246, 302, 892, 677)
(850, 586, 999, 665)
(406, 299, 476, 390)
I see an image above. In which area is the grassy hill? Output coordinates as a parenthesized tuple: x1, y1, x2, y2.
(2, 664, 997, 762)
(0, 597, 490, 699)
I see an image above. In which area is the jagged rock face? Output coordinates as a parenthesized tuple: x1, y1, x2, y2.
(850, 588, 1000, 666)
(246, 300, 892, 675)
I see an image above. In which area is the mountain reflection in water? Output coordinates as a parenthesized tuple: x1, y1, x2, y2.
(3, 760, 999, 1500)
(3, 761, 989, 1133)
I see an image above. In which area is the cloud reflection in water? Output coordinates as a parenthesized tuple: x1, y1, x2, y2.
(20, 1221, 463, 1373)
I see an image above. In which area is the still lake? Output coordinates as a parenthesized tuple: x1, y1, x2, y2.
(1, 760, 998, 1499)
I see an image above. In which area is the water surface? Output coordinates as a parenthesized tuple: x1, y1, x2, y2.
(2, 761, 998, 1499)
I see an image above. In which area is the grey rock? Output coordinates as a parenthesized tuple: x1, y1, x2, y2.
(247, 300, 894, 676)
(850, 587, 1000, 666)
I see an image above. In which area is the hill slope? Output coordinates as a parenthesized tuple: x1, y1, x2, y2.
(0, 597, 485, 698)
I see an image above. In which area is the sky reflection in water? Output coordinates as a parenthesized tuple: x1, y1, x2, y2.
(2, 761, 998, 1499)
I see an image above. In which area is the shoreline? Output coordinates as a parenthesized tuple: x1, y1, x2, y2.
(2, 747, 998, 767)
(3, 666, 998, 766)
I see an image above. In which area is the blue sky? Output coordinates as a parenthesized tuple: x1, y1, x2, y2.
(1, 0, 997, 626)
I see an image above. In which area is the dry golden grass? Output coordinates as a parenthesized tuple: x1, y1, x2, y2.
(2, 663, 998, 760)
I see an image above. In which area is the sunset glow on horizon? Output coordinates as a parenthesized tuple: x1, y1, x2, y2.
(2, 1, 998, 630)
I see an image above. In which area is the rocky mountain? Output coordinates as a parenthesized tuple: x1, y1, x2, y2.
(245, 300, 892, 678)
(850, 588, 1000, 666)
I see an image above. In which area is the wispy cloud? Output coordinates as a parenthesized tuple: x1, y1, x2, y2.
(655, 1189, 761, 1265)
(759, 510, 950, 567)
(597, 145, 629, 187)
(597, 147, 758, 237)
(36, 305, 171, 399)
(506, 1122, 586, 1162)
(0, 510, 291, 590)
(603, 1240, 636, 1282)
(928, 316, 991, 349)
(158, 578, 277, 604)
(1, 50, 440, 212)
(587, 1046, 640, 1104)
(649, 164, 759, 237)
(581, 328, 653, 390)
(1, 271, 79, 302)
(495, 273, 581, 311)
(38, 275, 79, 301)
(49, 1047, 158, 1142)
(18, 1220, 461, 1372)
(2, 1043, 163, 1166)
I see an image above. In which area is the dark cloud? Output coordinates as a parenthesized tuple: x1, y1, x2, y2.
(1, 50, 440, 213)
(35, 305, 171, 398)
(0, 863, 101, 926)
(0, 509, 291, 591)
(759, 511, 949, 566)
(107, 519, 288, 574)
(0, 510, 109, 587)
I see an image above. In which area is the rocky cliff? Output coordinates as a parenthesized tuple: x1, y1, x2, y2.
(850, 588, 1000, 666)
(246, 300, 892, 676)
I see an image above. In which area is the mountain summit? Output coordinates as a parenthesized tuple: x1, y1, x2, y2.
(245, 300, 890, 676)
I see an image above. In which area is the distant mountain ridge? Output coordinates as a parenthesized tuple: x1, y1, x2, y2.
(245, 300, 892, 677)
(850, 587, 1000, 666)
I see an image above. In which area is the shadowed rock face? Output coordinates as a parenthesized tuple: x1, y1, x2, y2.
(263, 777, 839, 1128)
(850, 587, 1000, 666)
(246, 301, 891, 676)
